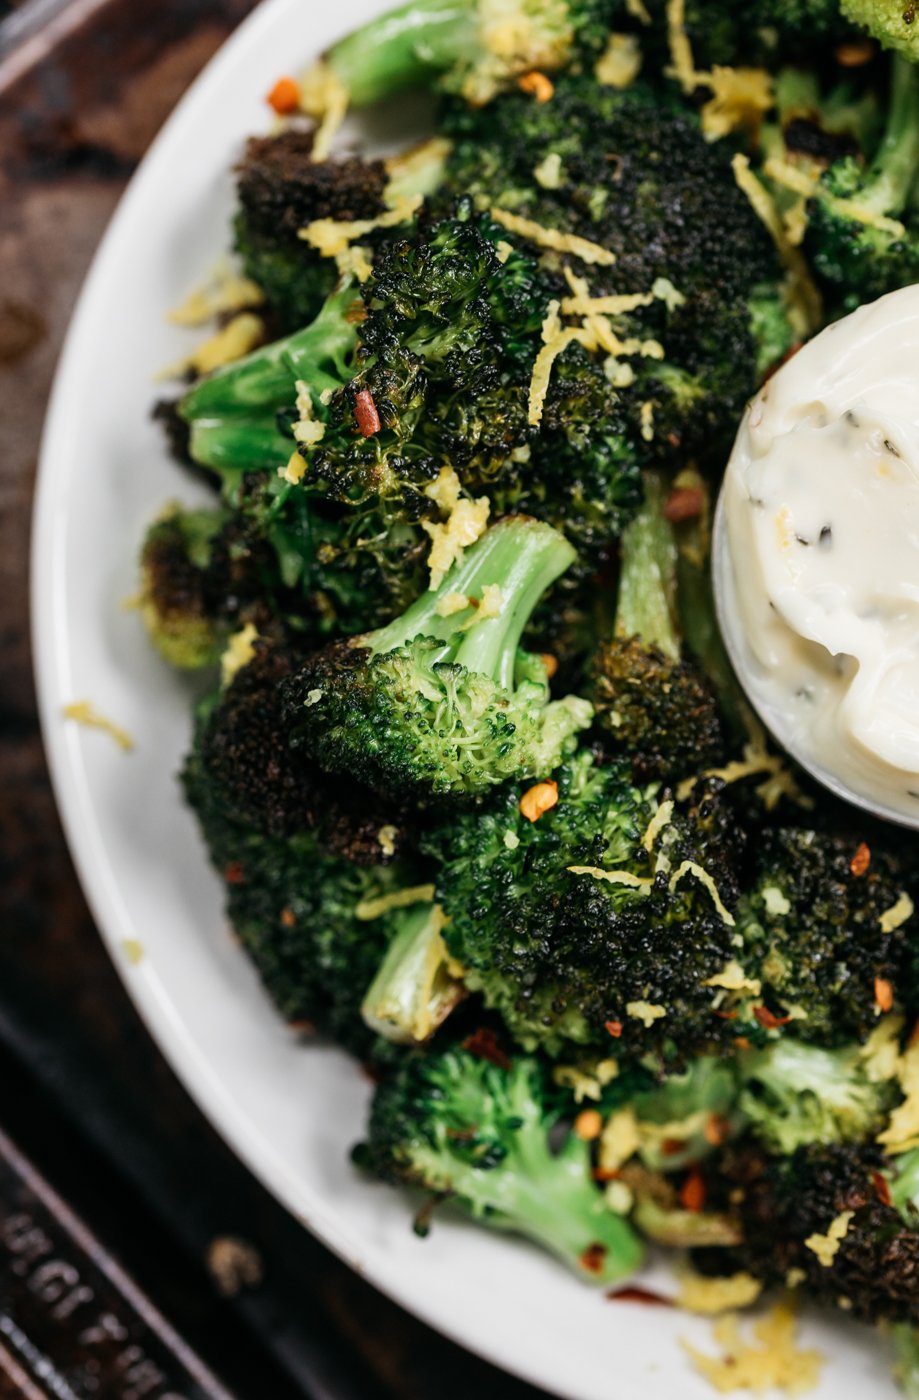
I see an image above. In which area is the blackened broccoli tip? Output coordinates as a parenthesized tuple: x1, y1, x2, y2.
(423, 750, 746, 1062)
(697, 1142, 919, 1327)
(806, 55, 919, 306)
(233, 130, 388, 331)
(739, 1038, 897, 1156)
(590, 473, 725, 781)
(281, 516, 593, 804)
(733, 827, 916, 1046)
(194, 640, 414, 864)
(841, 0, 919, 57)
(312, 0, 614, 113)
(139, 509, 225, 669)
(356, 1045, 644, 1284)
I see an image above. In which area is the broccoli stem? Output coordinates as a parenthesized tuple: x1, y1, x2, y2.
(361, 902, 465, 1044)
(181, 280, 360, 419)
(188, 417, 294, 472)
(614, 473, 680, 661)
(323, 0, 478, 108)
(366, 517, 577, 691)
(858, 56, 919, 219)
(893, 1324, 919, 1400)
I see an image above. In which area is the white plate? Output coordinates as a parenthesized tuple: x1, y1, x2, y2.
(30, 4, 902, 1396)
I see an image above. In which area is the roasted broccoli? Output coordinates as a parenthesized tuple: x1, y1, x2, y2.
(355, 1043, 644, 1283)
(139, 508, 227, 668)
(195, 638, 414, 861)
(841, 0, 919, 58)
(281, 517, 593, 804)
(739, 1038, 898, 1155)
(424, 750, 745, 1062)
(234, 130, 388, 331)
(590, 473, 725, 781)
(805, 55, 919, 308)
(440, 77, 797, 462)
(732, 827, 917, 1046)
(697, 1142, 919, 1326)
(302, 0, 618, 114)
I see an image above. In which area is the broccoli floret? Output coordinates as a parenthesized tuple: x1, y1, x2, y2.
(739, 1039, 898, 1155)
(355, 1044, 644, 1284)
(196, 639, 413, 862)
(234, 130, 388, 331)
(590, 473, 725, 781)
(697, 1142, 919, 1327)
(183, 736, 421, 1053)
(304, 0, 618, 114)
(440, 78, 796, 462)
(281, 517, 593, 805)
(894, 1322, 919, 1399)
(629, 1056, 744, 1172)
(841, 0, 919, 57)
(733, 828, 916, 1046)
(139, 509, 226, 668)
(805, 56, 919, 308)
(424, 749, 746, 1062)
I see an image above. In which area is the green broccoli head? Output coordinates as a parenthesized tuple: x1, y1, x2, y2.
(805, 56, 919, 309)
(424, 750, 746, 1063)
(697, 1142, 919, 1327)
(355, 1043, 644, 1284)
(234, 130, 388, 331)
(841, 0, 919, 57)
(590, 473, 725, 781)
(139, 509, 226, 668)
(734, 828, 916, 1046)
(739, 1039, 898, 1156)
(282, 518, 593, 805)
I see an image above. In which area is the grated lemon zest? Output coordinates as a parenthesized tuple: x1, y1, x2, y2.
(159, 313, 265, 380)
(220, 623, 259, 687)
(489, 207, 616, 265)
(702, 960, 760, 996)
(684, 1301, 823, 1395)
(301, 195, 422, 258)
(626, 1000, 666, 1027)
(678, 1271, 763, 1316)
(599, 1106, 640, 1172)
(355, 884, 436, 922)
(62, 702, 134, 752)
(567, 866, 654, 890)
(168, 259, 264, 325)
(553, 1058, 619, 1103)
(297, 61, 349, 160)
(805, 1211, 855, 1267)
(732, 154, 822, 336)
(878, 1035, 919, 1154)
(880, 892, 914, 934)
(642, 800, 675, 852)
(595, 32, 642, 88)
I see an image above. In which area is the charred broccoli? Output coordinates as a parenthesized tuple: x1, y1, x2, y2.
(732, 827, 917, 1046)
(697, 1142, 919, 1327)
(590, 473, 725, 781)
(841, 0, 919, 57)
(355, 1043, 644, 1283)
(424, 750, 745, 1062)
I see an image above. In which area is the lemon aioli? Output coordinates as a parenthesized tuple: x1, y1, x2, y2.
(718, 284, 919, 823)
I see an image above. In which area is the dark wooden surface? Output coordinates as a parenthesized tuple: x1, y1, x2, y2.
(0, 4, 554, 1396)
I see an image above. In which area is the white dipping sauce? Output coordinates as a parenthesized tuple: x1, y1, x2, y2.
(720, 283, 919, 823)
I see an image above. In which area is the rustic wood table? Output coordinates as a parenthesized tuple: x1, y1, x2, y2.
(0, 4, 555, 1395)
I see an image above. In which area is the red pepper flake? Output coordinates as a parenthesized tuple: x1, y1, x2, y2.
(753, 1005, 792, 1030)
(835, 38, 876, 65)
(661, 1137, 689, 1158)
(579, 1242, 608, 1275)
(353, 388, 381, 437)
(910, 1019, 919, 1049)
(607, 1286, 674, 1306)
(680, 1167, 706, 1213)
(288, 1018, 316, 1035)
(280, 907, 297, 929)
(267, 75, 301, 114)
(604, 1019, 623, 1038)
(874, 977, 895, 1013)
(592, 1167, 621, 1183)
(704, 1115, 732, 1147)
(518, 70, 554, 103)
(871, 1169, 892, 1207)
(734, 1036, 752, 1050)
(461, 1027, 511, 1070)
(224, 860, 245, 885)
(850, 842, 871, 877)
(713, 1009, 738, 1021)
(663, 486, 703, 524)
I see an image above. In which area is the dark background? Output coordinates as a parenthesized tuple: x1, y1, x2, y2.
(0, 3, 554, 1395)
